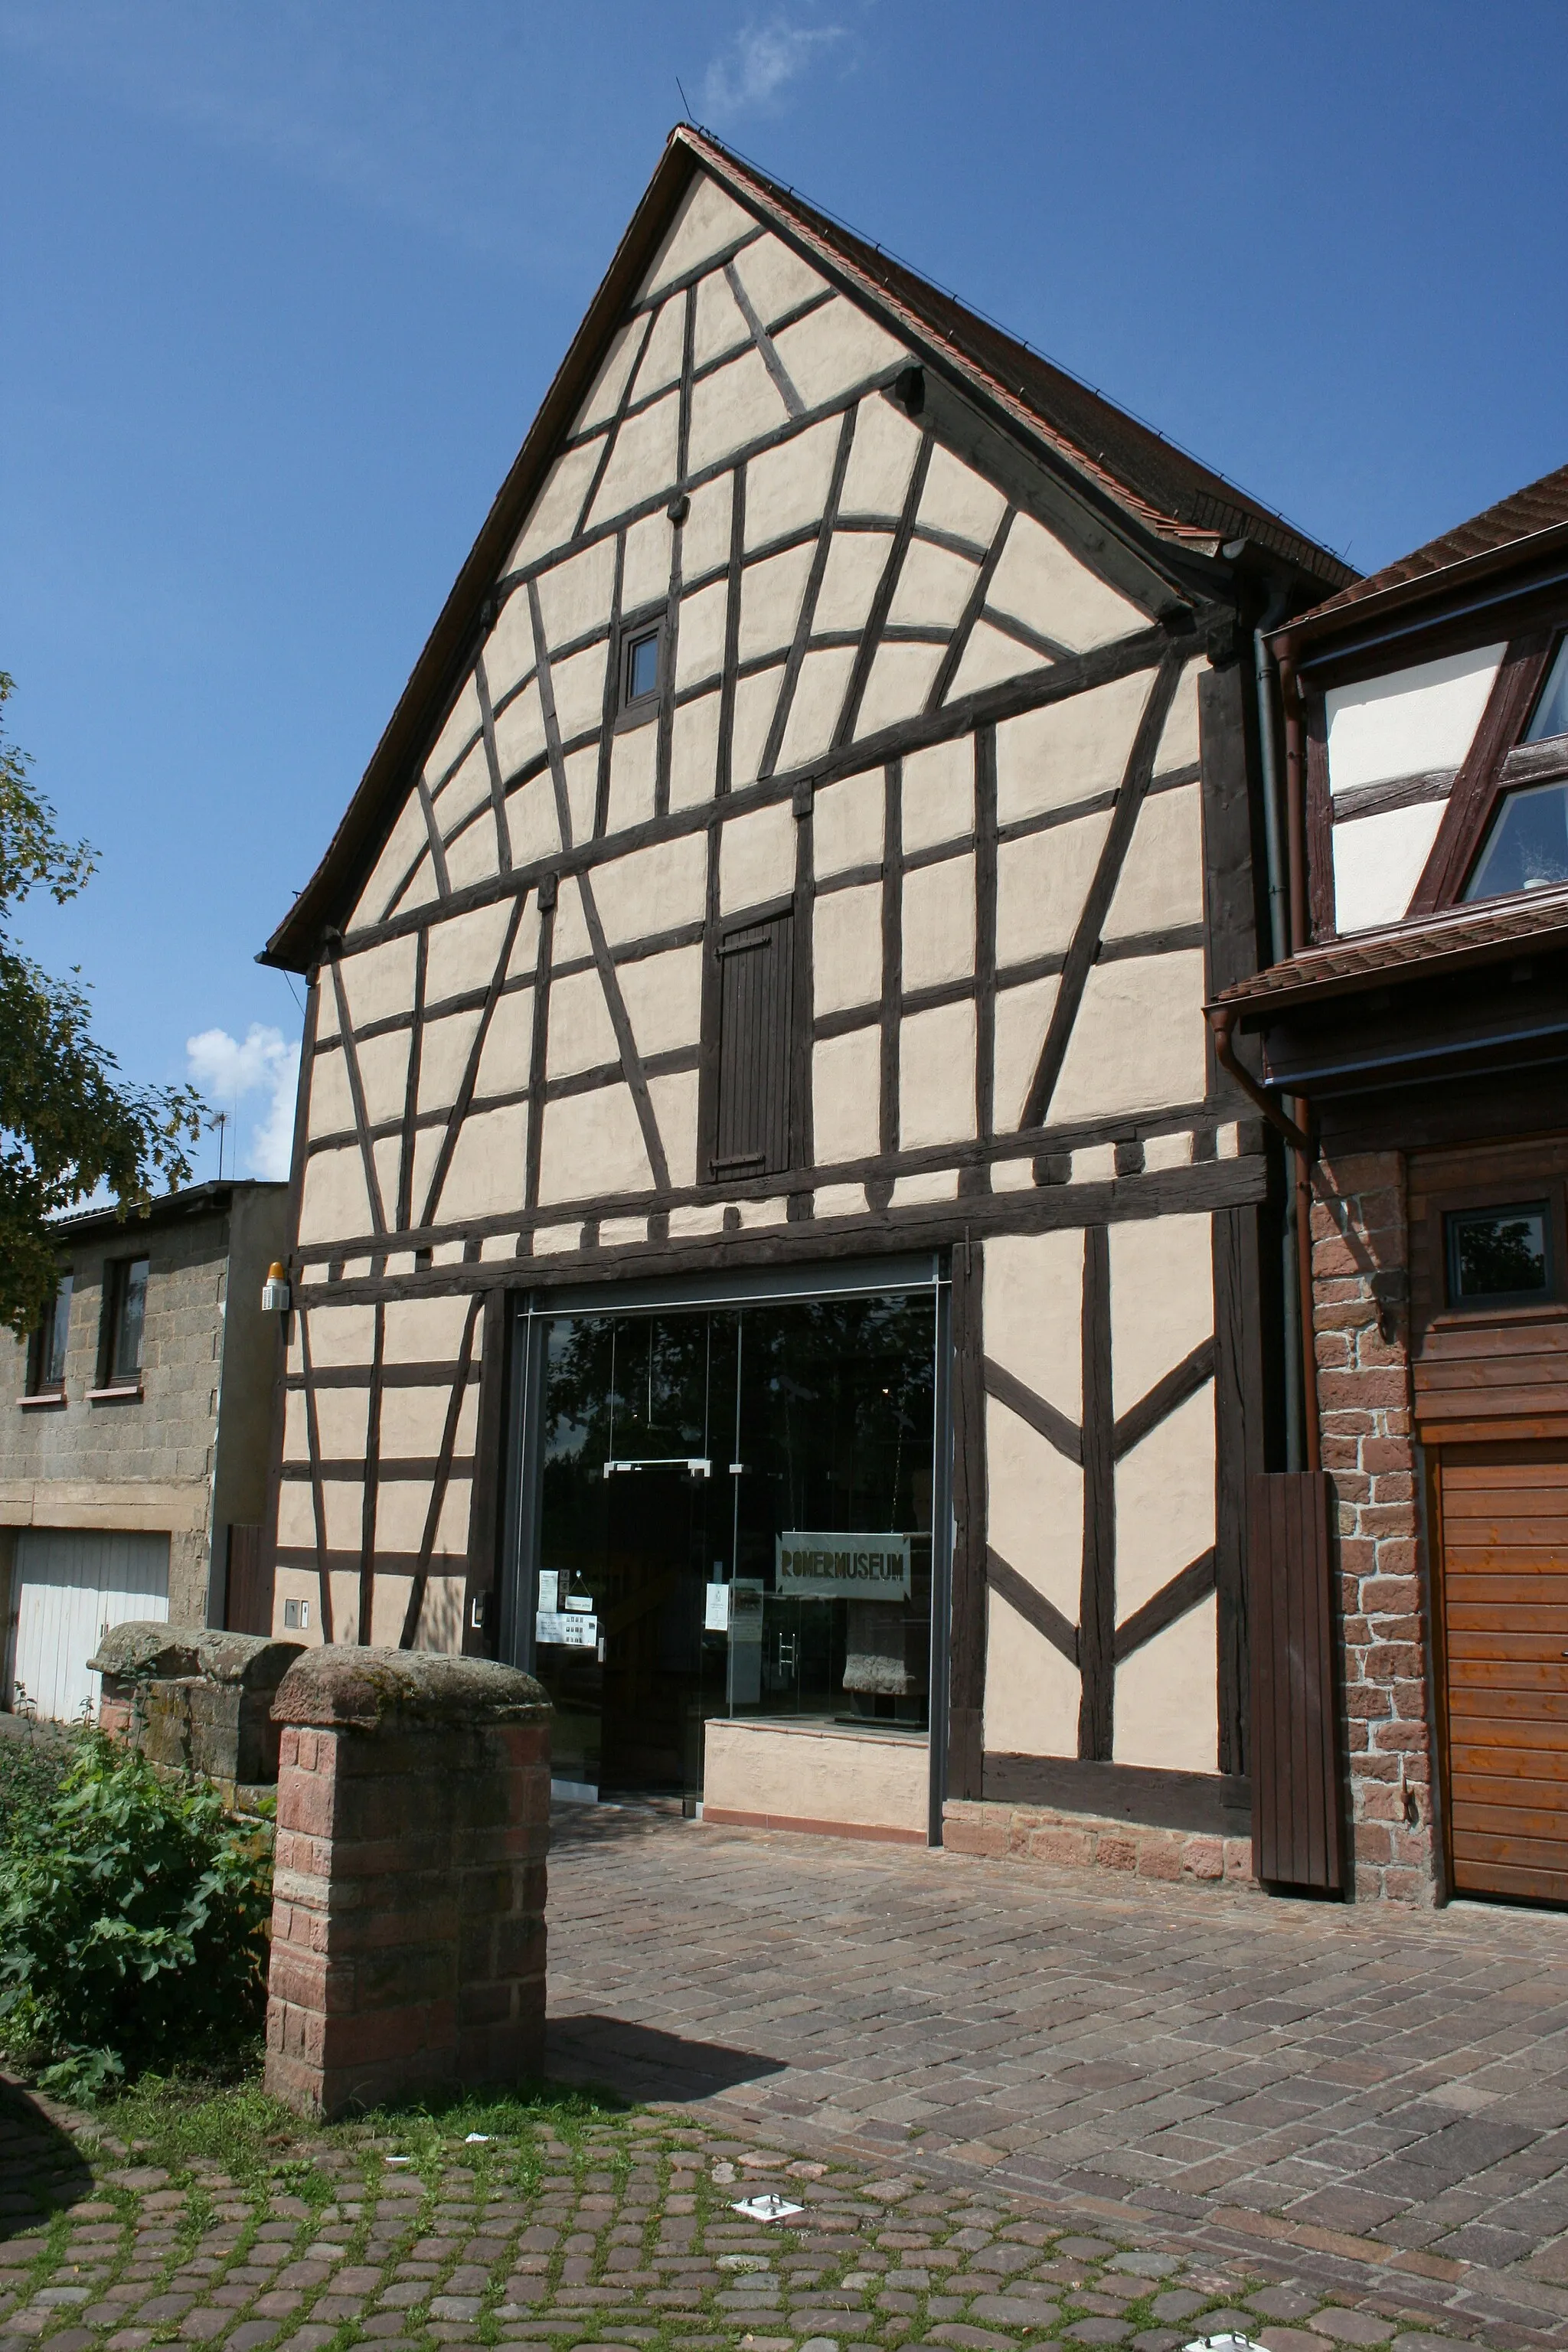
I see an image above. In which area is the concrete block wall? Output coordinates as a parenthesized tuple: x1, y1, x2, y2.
(264, 1648, 550, 2119)
(1310, 1148, 1440, 1905)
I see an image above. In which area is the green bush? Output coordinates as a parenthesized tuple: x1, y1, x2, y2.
(0, 1727, 70, 1857)
(0, 1733, 273, 2099)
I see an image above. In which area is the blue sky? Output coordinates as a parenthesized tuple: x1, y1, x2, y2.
(4, 2, 1566, 1181)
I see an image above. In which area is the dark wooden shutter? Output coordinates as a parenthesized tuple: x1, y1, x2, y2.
(712, 912, 793, 1181)
(1249, 1469, 1346, 1891)
(224, 1524, 273, 1636)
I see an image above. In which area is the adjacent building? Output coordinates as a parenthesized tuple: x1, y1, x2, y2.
(0, 1180, 288, 1720)
(256, 125, 1356, 1856)
(1217, 466, 1568, 1905)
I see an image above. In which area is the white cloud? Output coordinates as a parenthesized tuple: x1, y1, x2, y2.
(701, 18, 848, 119)
(187, 1023, 300, 1183)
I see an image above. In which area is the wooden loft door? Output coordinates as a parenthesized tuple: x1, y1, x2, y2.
(1410, 1137, 1568, 1905)
(1436, 1440, 1568, 1902)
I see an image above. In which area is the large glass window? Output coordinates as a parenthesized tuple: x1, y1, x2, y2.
(520, 1286, 937, 1798)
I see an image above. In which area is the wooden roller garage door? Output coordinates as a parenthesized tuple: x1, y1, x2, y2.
(1440, 1440, 1568, 1902)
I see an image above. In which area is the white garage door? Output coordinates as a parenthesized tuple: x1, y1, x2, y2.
(8, 1530, 171, 1723)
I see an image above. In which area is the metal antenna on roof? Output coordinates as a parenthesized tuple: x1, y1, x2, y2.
(676, 76, 693, 120)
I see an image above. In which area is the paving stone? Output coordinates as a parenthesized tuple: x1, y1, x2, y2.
(1259, 2334, 1328, 2352)
(1066, 2324, 1131, 2345)
(1308, 2319, 1393, 2347)
(1250, 2292, 1320, 2323)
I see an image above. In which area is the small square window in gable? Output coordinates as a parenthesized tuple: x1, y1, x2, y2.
(622, 625, 662, 710)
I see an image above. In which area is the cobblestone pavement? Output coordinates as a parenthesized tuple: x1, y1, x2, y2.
(6, 1808, 1568, 2352)
(0, 2072, 1537, 2352)
(543, 1808, 1568, 2341)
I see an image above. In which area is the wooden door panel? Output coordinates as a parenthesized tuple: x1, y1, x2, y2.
(1439, 1436, 1568, 1903)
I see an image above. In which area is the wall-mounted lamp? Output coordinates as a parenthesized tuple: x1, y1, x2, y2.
(261, 1261, 292, 1314)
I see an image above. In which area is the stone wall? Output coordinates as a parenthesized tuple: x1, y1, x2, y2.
(1310, 1148, 1441, 1904)
(944, 1797, 1253, 1886)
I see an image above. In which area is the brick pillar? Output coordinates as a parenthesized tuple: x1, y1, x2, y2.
(264, 1648, 550, 2118)
(1310, 1149, 1439, 1904)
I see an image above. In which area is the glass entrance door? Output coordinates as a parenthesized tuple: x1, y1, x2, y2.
(514, 1281, 938, 1800)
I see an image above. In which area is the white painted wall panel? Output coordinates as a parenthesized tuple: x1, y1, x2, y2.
(640, 175, 756, 299)
(1325, 643, 1504, 793)
(1332, 801, 1448, 933)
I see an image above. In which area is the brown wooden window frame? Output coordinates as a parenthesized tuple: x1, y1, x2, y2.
(96, 1254, 150, 1396)
(1443, 1197, 1558, 1313)
(1418, 1175, 1568, 1334)
(22, 1271, 72, 1401)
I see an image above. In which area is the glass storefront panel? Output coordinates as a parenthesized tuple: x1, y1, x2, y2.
(515, 1284, 937, 1798)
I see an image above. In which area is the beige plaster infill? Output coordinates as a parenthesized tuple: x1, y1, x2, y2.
(703, 1716, 927, 1839)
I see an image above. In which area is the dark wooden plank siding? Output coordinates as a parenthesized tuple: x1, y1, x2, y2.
(1249, 1468, 1345, 1890)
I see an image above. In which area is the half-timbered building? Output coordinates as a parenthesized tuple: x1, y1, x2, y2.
(259, 127, 1353, 1852)
(1217, 465, 1568, 1905)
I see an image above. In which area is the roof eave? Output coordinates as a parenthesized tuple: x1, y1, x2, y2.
(1271, 514, 1568, 667)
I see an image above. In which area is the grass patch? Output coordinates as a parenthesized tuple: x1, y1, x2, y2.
(86, 2069, 638, 2200)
